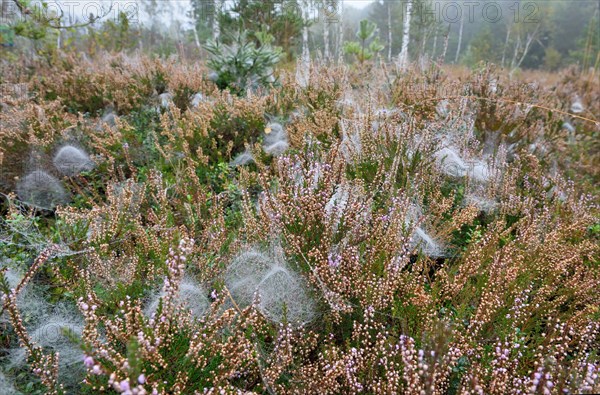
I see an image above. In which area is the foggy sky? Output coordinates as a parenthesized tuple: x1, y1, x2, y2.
(18, 0, 374, 28)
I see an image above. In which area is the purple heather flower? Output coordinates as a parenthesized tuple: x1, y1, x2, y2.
(328, 253, 342, 268)
(83, 355, 94, 368)
(120, 380, 130, 392)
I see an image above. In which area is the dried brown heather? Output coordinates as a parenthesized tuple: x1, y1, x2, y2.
(0, 54, 598, 394)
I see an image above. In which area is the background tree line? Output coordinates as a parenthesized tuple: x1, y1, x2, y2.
(1, 0, 598, 71)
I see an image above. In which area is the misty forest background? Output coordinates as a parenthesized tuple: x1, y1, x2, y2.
(1, 0, 599, 73)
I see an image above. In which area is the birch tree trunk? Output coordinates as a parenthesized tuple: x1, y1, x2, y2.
(296, 1, 311, 87)
(420, 28, 428, 70)
(510, 36, 521, 70)
(324, 19, 330, 61)
(302, 2, 310, 58)
(454, 15, 464, 63)
(1, 0, 9, 17)
(337, 0, 344, 64)
(440, 24, 450, 64)
(501, 23, 512, 68)
(193, 24, 201, 49)
(212, 0, 221, 41)
(387, 0, 393, 62)
(398, 0, 412, 70)
(432, 31, 438, 60)
(514, 26, 540, 71)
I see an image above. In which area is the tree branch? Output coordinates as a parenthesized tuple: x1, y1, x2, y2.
(10, 0, 115, 30)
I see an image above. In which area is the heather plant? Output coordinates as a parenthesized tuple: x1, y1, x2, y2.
(107, 179, 145, 215)
(0, 100, 79, 195)
(31, 54, 154, 115)
(148, 91, 268, 182)
(0, 53, 599, 394)
(284, 64, 344, 147)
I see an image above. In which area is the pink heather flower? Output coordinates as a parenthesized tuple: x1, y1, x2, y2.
(328, 253, 341, 268)
(210, 289, 218, 300)
(120, 380, 131, 392)
(92, 365, 102, 375)
(83, 355, 94, 368)
(138, 374, 146, 384)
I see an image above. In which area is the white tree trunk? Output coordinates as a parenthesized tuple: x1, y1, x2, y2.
(193, 24, 201, 49)
(387, 1, 393, 62)
(302, 3, 309, 57)
(398, 0, 412, 70)
(337, 0, 344, 63)
(501, 23, 512, 68)
(324, 19, 330, 61)
(440, 24, 451, 63)
(454, 16, 464, 63)
(1, 0, 9, 18)
(212, 0, 221, 41)
(297, 1, 311, 87)
(514, 26, 540, 71)
(510, 36, 521, 70)
(432, 31, 438, 60)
